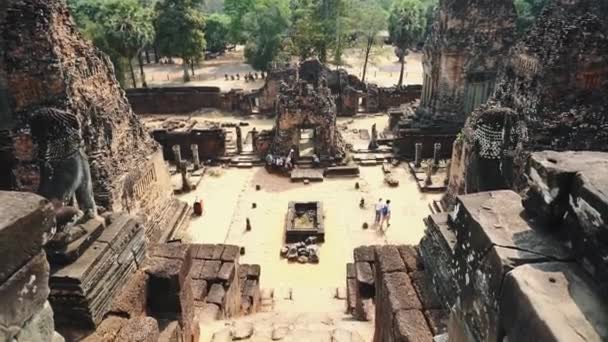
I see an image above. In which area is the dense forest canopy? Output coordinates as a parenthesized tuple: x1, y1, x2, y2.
(67, 0, 549, 85)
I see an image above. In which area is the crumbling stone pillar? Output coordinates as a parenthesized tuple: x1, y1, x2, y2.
(433, 143, 441, 166)
(415, 143, 423, 167)
(190, 144, 200, 170)
(235, 126, 243, 153)
(172, 145, 182, 165)
(251, 128, 258, 153)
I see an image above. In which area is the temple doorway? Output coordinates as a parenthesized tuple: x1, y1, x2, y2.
(299, 128, 315, 157)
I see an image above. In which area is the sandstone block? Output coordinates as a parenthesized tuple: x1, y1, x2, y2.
(116, 316, 159, 342)
(375, 245, 406, 273)
(353, 245, 375, 262)
(12, 301, 55, 342)
(207, 283, 225, 306)
(218, 262, 235, 283)
(423, 309, 449, 336)
(382, 272, 422, 313)
(346, 263, 356, 279)
(397, 245, 423, 273)
(501, 262, 608, 342)
(0, 191, 54, 284)
(200, 260, 222, 281)
(409, 271, 442, 310)
(393, 309, 433, 342)
(0, 251, 50, 335)
(109, 271, 148, 318)
(355, 261, 374, 286)
(221, 245, 240, 262)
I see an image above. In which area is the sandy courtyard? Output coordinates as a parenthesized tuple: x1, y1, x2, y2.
(178, 165, 440, 290)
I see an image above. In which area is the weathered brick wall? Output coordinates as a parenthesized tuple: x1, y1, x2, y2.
(358, 245, 448, 342)
(126, 87, 223, 114)
(1, 0, 157, 211)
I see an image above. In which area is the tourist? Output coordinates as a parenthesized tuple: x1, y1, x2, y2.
(374, 198, 384, 226)
(312, 154, 320, 168)
(381, 200, 392, 230)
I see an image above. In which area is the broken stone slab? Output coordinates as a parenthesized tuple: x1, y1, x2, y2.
(81, 315, 127, 342)
(410, 271, 443, 310)
(0, 191, 54, 284)
(397, 245, 423, 273)
(232, 322, 254, 340)
(217, 262, 235, 283)
(11, 301, 55, 342)
(393, 309, 433, 342)
(375, 245, 406, 274)
(46, 217, 105, 265)
(191, 279, 208, 302)
(272, 325, 290, 340)
(0, 251, 50, 335)
(523, 151, 608, 225)
(353, 246, 375, 262)
(115, 316, 159, 342)
(355, 262, 374, 286)
(108, 271, 148, 318)
(380, 272, 422, 312)
(207, 283, 226, 306)
(501, 262, 608, 342)
(200, 260, 222, 281)
(221, 245, 240, 262)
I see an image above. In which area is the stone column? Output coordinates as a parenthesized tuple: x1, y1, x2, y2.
(251, 128, 258, 153)
(190, 144, 200, 170)
(414, 143, 423, 168)
(236, 126, 243, 153)
(433, 143, 441, 166)
(172, 145, 182, 165)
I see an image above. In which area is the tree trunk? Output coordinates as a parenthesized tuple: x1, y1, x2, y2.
(153, 45, 160, 63)
(182, 58, 191, 82)
(144, 49, 151, 64)
(128, 58, 137, 88)
(398, 55, 406, 87)
(361, 37, 373, 83)
(138, 53, 148, 88)
(190, 61, 195, 76)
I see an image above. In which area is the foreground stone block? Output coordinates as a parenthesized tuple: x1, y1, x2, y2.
(393, 309, 433, 342)
(375, 246, 406, 274)
(116, 316, 159, 342)
(0, 191, 54, 284)
(501, 262, 608, 342)
(12, 301, 56, 342)
(451, 191, 571, 342)
(0, 251, 50, 337)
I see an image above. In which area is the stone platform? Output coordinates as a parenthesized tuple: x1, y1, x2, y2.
(285, 202, 325, 243)
(50, 214, 146, 329)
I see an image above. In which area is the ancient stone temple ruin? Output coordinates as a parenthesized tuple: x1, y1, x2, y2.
(269, 75, 345, 159)
(1, 0, 608, 340)
(418, 0, 517, 127)
(446, 0, 608, 203)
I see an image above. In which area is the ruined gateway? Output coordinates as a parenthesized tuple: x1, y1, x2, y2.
(0, 0, 607, 341)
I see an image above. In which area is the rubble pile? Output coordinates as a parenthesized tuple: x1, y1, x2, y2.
(280, 236, 320, 264)
(0, 191, 63, 342)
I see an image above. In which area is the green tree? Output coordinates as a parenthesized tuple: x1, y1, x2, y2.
(68, 0, 155, 88)
(205, 13, 231, 53)
(243, 0, 291, 71)
(389, 0, 426, 86)
(225, 0, 256, 43)
(155, 0, 206, 82)
(290, 0, 327, 61)
(353, 2, 387, 83)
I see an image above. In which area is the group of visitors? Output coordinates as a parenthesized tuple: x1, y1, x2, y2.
(374, 198, 392, 231)
(224, 72, 266, 82)
(265, 148, 297, 172)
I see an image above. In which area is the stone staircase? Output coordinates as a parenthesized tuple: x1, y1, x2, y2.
(428, 199, 445, 215)
(201, 287, 373, 342)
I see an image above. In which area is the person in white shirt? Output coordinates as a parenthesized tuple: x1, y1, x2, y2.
(374, 198, 384, 226)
